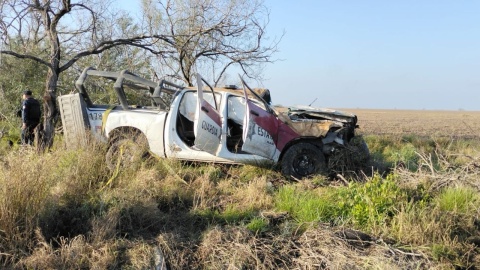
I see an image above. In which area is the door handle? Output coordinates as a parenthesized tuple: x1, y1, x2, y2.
(201, 106, 209, 113)
(250, 110, 259, 116)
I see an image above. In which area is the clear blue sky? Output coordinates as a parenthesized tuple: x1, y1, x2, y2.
(117, 1, 480, 111)
(263, 1, 480, 110)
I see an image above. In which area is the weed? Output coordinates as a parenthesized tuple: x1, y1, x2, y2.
(383, 143, 418, 169)
(245, 217, 269, 234)
(194, 206, 254, 224)
(436, 187, 479, 214)
(336, 173, 404, 230)
(431, 244, 457, 262)
(221, 205, 255, 223)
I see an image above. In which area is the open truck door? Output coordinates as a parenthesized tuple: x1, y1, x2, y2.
(193, 74, 223, 155)
(240, 77, 279, 160)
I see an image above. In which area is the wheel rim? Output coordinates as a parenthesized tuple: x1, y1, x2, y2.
(292, 150, 317, 177)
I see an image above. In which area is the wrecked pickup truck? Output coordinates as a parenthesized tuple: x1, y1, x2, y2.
(58, 67, 368, 179)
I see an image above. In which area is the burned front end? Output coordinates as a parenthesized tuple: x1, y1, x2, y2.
(278, 105, 359, 155)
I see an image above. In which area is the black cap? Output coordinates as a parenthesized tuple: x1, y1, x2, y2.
(23, 90, 32, 96)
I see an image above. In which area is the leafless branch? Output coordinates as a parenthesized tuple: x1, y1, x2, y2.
(144, 0, 281, 85)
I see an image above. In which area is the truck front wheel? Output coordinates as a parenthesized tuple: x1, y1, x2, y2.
(281, 142, 327, 179)
(106, 133, 149, 171)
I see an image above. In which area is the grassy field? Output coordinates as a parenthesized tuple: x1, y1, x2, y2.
(0, 109, 479, 269)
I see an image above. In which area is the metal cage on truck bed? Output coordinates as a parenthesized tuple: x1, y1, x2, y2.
(74, 67, 183, 110)
(58, 67, 183, 148)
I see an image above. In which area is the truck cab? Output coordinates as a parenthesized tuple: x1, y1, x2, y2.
(58, 67, 368, 179)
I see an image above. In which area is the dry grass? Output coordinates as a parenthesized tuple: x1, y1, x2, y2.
(293, 226, 437, 270)
(197, 226, 290, 269)
(196, 225, 438, 270)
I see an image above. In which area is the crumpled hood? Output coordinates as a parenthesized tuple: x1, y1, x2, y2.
(276, 105, 357, 125)
(272, 105, 358, 138)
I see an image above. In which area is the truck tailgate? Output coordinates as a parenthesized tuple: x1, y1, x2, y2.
(58, 93, 90, 148)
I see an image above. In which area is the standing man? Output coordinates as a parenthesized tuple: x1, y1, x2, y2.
(21, 90, 41, 145)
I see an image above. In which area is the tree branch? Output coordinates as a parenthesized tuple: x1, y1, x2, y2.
(0, 50, 51, 68)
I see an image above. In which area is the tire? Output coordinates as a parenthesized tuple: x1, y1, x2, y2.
(281, 142, 327, 179)
(349, 136, 370, 164)
(105, 133, 149, 171)
(327, 136, 370, 175)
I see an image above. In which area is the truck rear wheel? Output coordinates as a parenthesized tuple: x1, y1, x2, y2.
(281, 142, 327, 179)
(106, 133, 149, 171)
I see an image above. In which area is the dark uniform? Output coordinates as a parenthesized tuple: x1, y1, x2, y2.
(21, 90, 41, 145)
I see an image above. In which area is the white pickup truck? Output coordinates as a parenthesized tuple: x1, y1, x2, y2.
(58, 67, 367, 179)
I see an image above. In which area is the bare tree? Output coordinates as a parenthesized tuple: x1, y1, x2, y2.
(0, 0, 167, 148)
(142, 0, 281, 86)
(0, 0, 280, 148)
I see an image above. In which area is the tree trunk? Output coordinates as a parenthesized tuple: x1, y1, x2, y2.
(41, 6, 62, 151)
(41, 69, 58, 150)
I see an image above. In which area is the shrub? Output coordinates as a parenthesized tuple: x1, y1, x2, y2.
(336, 173, 404, 230)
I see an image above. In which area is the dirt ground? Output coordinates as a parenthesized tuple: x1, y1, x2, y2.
(342, 109, 480, 139)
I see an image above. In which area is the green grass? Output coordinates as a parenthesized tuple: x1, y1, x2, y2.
(274, 173, 405, 232)
(436, 187, 479, 214)
(245, 217, 269, 234)
(195, 205, 255, 224)
(274, 185, 337, 223)
(365, 135, 421, 169)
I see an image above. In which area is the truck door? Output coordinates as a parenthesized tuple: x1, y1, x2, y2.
(193, 74, 223, 155)
(240, 79, 279, 160)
